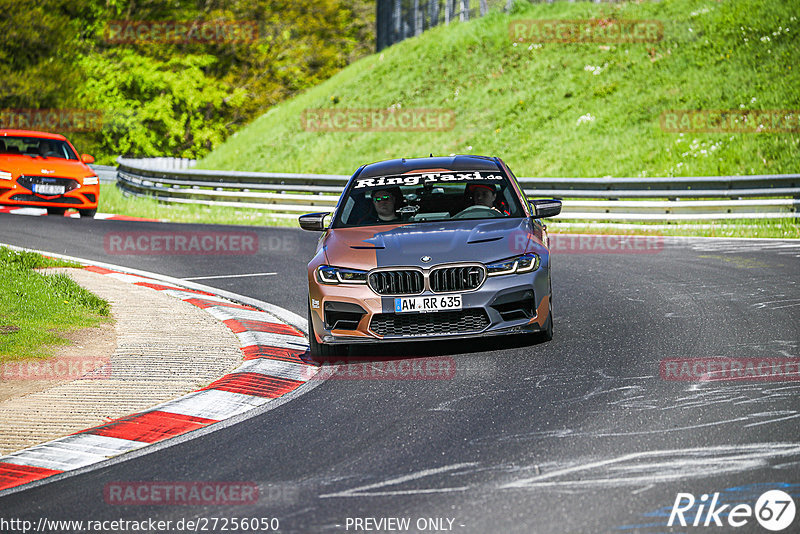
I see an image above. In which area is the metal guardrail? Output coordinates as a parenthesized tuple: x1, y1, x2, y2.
(88, 164, 118, 184)
(377, 0, 509, 51)
(115, 157, 799, 221)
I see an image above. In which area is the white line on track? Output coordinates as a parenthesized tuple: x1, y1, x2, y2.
(180, 272, 277, 281)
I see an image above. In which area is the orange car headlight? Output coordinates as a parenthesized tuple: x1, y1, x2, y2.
(0, 170, 13, 181)
(83, 176, 99, 185)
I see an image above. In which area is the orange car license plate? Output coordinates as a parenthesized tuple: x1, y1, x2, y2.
(34, 184, 65, 195)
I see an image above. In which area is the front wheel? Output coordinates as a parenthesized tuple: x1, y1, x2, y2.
(79, 208, 97, 218)
(46, 207, 67, 216)
(539, 279, 554, 342)
(307, 303, 348, 358)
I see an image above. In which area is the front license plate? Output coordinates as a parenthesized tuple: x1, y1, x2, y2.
(395, 294, 462, 313)
(34, 184, 65, 195)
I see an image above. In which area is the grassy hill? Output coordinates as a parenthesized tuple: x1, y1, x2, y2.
(198, 0, 798, 179)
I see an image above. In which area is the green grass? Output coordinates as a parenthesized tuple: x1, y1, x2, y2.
(99, 184, 298, 227)
(550, 217, 800, 238)
(0, 248, 81, 270)
(197, 0, 799, 178)
(0, 247, 112, 362)
(102, 0, 799, 237)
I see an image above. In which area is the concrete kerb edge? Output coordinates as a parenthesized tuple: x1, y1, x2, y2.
(0, 243, 336, 498)
(0, 242, 307, 333)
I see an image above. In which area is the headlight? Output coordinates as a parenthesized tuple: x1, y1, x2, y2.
(486, 253, 540, 276)
(0, 170, 13, 181)
(83, 176, 99, 185)
(317, 265, 368, 284)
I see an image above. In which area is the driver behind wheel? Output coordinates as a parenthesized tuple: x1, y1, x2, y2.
(467, 183, 500, 212)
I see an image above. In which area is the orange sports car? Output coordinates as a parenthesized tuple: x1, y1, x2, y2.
(0, 129, 99, 217)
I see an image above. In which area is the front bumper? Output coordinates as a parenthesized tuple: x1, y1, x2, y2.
(308, 266, 551, 345)
(0, 179, 98, 209)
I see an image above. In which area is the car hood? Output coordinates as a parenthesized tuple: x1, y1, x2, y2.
(323, 218, 543, 270)
(0, 155, 93, 178)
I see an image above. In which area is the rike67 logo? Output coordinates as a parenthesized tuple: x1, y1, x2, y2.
(668, 490, 796, 531)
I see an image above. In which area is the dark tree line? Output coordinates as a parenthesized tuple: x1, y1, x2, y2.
(0, 0, 374, 162)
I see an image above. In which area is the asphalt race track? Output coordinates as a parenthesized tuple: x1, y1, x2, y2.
(1, 212, 798, 533)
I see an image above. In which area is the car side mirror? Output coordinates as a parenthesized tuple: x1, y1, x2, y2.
(81, 154, 95, 164)
(299, 212, 331, 231)
(531, 199, 562, 218)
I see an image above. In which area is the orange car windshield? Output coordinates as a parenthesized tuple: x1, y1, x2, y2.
(0, 136, 78, 160)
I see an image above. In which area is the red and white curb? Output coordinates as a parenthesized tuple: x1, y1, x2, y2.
(0, 264, 317, 493)
(0, 206, 158, 221)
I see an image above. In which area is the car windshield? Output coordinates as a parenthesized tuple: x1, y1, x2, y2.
(0, 136, 78, 160)
(334, 170, 526, 227)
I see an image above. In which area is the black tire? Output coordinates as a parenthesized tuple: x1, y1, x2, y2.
(539, 278, 554, 342)
(307, 303, 348, 358)
(46, 207, 67, 216)
(79, 208, 97, 218)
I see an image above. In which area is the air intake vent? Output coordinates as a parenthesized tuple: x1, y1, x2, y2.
(368, 270, 424, 295)
(429, 266, 485, 293)
(370, 309, 490, 337)
(17, 176, 80, 193)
